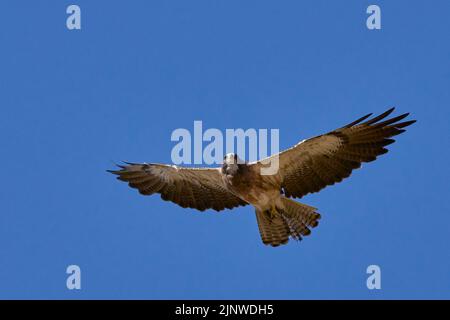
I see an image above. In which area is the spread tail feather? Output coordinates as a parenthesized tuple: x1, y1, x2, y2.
(255, 197, 321, 247)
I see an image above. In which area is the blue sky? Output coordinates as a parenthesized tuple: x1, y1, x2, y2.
(0, 1, 449, 299)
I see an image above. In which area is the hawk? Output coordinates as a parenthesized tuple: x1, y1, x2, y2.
(109, 108, 415, 247)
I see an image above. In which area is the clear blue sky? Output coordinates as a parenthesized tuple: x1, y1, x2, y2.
(0, 1, 449, 299)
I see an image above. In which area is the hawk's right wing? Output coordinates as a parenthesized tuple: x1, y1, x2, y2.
(109, 163, 248, 211)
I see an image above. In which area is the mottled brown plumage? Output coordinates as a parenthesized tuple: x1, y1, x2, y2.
(109, 108, 415, 247)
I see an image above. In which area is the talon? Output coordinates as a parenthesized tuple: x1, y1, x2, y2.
(263, 205, 278, 219)
(270, 204, 277, 218)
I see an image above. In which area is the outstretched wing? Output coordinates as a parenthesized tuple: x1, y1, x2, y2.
(253, 108, 416, 199)
(108, 163, 248, 211)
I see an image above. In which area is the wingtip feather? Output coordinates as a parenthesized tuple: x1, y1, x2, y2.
(343, 113, 373, 128)
(364, 107, 396, 125)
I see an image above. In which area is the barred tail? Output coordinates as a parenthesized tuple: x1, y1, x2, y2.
(255, 197, 321, 247)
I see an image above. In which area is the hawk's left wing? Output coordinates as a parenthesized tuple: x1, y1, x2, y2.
(252, 108, 415, 199)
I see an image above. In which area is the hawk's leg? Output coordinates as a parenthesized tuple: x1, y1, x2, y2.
(263, 204, 278, 220)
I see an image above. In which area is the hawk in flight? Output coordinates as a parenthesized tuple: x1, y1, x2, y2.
(109, 108, 415, 247)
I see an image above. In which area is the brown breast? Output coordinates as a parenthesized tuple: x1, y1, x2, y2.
(226, 164, 281, 204)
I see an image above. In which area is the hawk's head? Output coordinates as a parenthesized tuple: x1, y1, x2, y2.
(222, 153, 243, 176)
